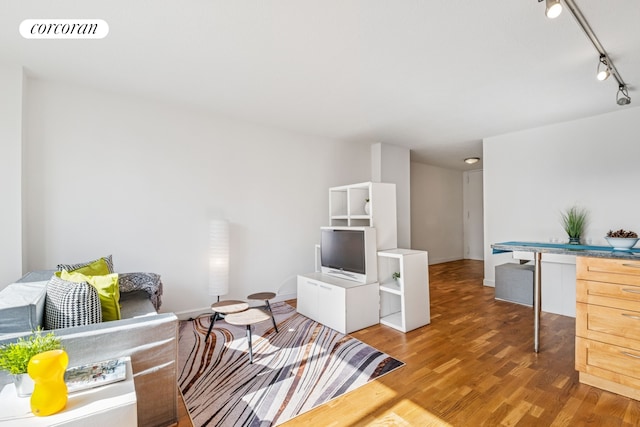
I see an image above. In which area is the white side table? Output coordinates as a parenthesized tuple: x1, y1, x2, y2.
(0, 357, 137, 426)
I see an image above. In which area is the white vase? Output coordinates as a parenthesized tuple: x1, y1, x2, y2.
(364, 202, 370, 215)
(14, 373, 34, 397)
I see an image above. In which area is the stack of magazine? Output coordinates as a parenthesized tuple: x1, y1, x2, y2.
(64, 357, 128, 393)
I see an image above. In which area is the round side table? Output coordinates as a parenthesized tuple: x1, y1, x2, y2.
(225, 308, 272, 364)
(204, 300, 249, 342)
(247, 292, 278, 333)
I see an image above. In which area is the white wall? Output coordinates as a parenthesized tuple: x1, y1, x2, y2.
(0, 65, 23, 288)
(483, 106, 640, 286)
(371, 142, 411, 248)
(463, 169, 484, 260)
(22, 78, 372, 317)
(410, 162, 463, 264)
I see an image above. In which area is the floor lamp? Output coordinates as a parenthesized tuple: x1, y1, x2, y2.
(209, 219, 229, 302)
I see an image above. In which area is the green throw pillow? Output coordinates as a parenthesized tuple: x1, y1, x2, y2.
(57, 271, 121, 321)
(71, 258, 111, 276)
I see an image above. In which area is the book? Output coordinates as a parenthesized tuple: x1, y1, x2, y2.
(64, 357, 128, 393)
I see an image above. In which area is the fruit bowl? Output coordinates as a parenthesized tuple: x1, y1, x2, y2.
(604, 237, 639, 250)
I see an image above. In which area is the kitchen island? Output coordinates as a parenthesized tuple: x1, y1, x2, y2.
(493, 241, 640, 400)
(492, 241, 640, 352)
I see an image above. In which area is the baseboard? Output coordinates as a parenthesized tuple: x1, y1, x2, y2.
(483, 279, 495, 287)
(173, 307, 213, 321)
(428, 256, 464, 265)
(273, 292, 296, 303)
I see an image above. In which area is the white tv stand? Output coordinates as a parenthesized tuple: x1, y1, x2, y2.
(297, 272, 379, 334)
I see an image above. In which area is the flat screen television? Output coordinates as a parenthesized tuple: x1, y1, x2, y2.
(320, 226, 377, 283)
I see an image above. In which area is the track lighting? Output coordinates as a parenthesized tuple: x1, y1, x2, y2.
(596, 55, 610, 81)
(539, 0, 631, 106)
(617, 85, 631, 106)
(545, 0, 562, 19)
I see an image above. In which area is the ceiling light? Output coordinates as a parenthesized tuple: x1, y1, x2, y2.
(596, 55, 610, 81)
(545, 0, 562, 19)
(464, 157, 480, 164)
(617, 85, 631, 106)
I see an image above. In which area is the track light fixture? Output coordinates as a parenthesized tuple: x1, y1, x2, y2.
(545, 0, 562, 19)
(617, 85, 631, 106)
(539, 0, 631, 106)
(596, 55, 610, 81)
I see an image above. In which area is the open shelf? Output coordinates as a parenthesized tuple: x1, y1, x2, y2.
(380, 282, 401, 295)
(330, 189, 348, 217)
(328, 182, 397, 250)
(350, 214, 371, 220)
(329, 218, 348, 227)
(380, 312, 403, 330)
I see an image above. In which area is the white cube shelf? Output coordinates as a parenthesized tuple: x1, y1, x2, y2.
(378, 249, 430, 332)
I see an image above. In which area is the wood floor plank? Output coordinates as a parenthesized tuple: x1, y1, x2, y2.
(278, 259, 640, 426)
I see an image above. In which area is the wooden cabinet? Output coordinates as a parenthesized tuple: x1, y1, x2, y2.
(329, 182, 397, 250)
(576, 256, 640, 400)
(297, 273, 379, 334)
(378, 249, 430, 332)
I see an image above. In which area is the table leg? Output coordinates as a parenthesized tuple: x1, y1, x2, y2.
(534, 251, 542, 353)
(265, 300, 279, 333)
(205, 312, 220, 342)
(246, 325, 253, 364)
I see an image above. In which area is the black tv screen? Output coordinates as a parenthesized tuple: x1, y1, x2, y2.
(320, 229, 365, 274)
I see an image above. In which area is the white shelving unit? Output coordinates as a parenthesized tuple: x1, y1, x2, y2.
(378, 249, 430, 332)
(329, 182, 397, 250)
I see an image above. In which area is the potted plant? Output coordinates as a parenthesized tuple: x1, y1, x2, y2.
(560, 206, 588, 244)
(0, 330, 62, 397)
(392, 272, 400, 281)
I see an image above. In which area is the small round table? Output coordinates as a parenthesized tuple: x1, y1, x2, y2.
(205, 300, 249, 342)
(225, 308, 272, 364)
(247, 292, 278, 333)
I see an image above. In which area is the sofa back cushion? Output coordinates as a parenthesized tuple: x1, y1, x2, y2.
(45, 276, 102, 329)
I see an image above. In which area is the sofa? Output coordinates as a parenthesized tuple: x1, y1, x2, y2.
(0, 270, 179, 427)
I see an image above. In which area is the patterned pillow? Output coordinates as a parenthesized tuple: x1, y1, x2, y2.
(57, 255, 115, 274)
(45, 276, 102, 329)
(58, 271, 121, 321)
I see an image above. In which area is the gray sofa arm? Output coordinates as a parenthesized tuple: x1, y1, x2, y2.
(0, 313, 179, 427)
(57, 313, 179, 427)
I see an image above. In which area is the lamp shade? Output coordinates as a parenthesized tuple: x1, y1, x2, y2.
(209, 219, 229, 297)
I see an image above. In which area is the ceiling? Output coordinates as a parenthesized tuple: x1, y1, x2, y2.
(1, 1, 638, 170)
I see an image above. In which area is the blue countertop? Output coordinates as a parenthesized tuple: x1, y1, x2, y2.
(492, 241, 640, 260)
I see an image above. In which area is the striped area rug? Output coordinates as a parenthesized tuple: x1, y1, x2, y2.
(178, 302, 404, 426)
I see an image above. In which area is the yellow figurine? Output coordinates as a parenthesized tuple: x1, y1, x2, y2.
(27, 349, 69, 416)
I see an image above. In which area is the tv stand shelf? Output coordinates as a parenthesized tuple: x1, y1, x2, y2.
(297, 272, 380, 334)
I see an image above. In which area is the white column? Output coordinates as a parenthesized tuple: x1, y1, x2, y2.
(371, 142, 411, 248)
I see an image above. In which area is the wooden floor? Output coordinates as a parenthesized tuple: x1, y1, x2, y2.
(176, 388, 193, 426)
(178, 259, 640, 426)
